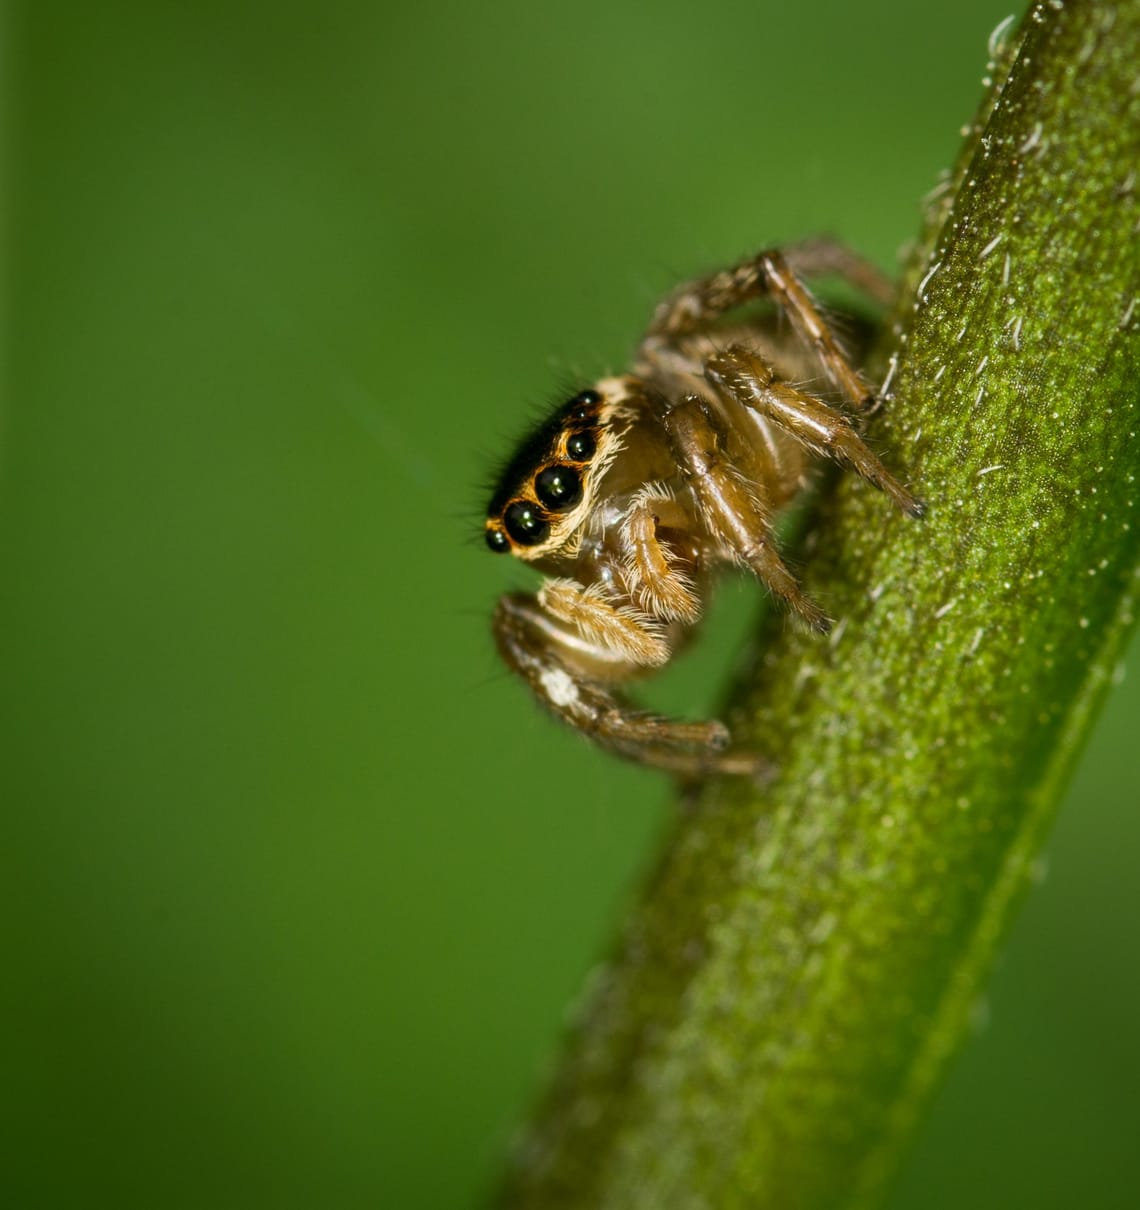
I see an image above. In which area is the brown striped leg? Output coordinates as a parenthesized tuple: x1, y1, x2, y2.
(704, 345, 924, 517)
(644, 243, 886, 410)
(493, 594, 763, 777)
(662, 396, 831, 633)
(619, 487, 701, 624)
(778, 236, 896, 308)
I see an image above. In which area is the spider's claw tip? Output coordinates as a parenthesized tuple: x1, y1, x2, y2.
(705, 721, 731, 751)
(906, 496, 928, 519)
(804, 608, 833, 635)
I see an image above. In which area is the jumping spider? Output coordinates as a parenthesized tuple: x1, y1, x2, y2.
(484, 238, 921, 777)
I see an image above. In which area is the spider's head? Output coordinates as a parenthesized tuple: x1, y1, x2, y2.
(484, 381, 633, 562)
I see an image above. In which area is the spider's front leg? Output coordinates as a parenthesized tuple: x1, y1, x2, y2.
(704, 345, 924, 517)
(492, 594, 764, 778)
(662, 397, 832, 632)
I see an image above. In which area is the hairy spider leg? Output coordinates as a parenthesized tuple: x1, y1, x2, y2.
(704, 345, 924, 517)
(778, 236, 897, 308)
(644, 244, 884, 410)
(662, 396, 832, 633)
(537, 577, 670, 666)
(618, 485, 702, 624)
(492, 595, 764, 777)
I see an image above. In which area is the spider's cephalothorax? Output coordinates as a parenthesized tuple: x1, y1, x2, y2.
(485, 239, 922, 777)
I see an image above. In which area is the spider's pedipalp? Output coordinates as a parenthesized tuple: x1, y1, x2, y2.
(537, 578, 669, 668)
(619, 484, 702, 624)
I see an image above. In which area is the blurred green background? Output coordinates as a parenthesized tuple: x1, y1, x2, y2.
(4, 1, 1137, 1206)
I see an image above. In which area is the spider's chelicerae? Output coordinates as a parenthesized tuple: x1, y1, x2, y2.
(484, 238, 922, 777)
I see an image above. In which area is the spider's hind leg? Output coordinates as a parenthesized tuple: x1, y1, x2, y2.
(779, 236, 896, 308)
(644, 244, 888, 411)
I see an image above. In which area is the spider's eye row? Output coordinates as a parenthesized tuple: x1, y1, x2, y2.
(504, 500, 549, 546)
(566, 430, 596, 460)
(485, 527, 510, 553)
(568, 389, 601, 421)
(534, 465, 582, 510)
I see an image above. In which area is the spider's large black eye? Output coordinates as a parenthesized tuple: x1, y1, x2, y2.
(534, 465, 582, 510)
(504, 500, 549, 546)
(485, 527, 510, 553)
(566, 430, 596, 460)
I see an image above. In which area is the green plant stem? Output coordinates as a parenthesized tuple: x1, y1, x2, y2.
(497, 3, 1140, 1207)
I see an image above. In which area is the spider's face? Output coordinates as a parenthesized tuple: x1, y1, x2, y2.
(484, 381, 634, 562)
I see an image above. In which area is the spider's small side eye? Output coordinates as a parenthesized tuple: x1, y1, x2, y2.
(568, 389, 601, 419)
(534, 465, 582, 510)
(485, 528, 510, 553)
(504, 500, 549, 546)
(566, 431, 596, 460)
